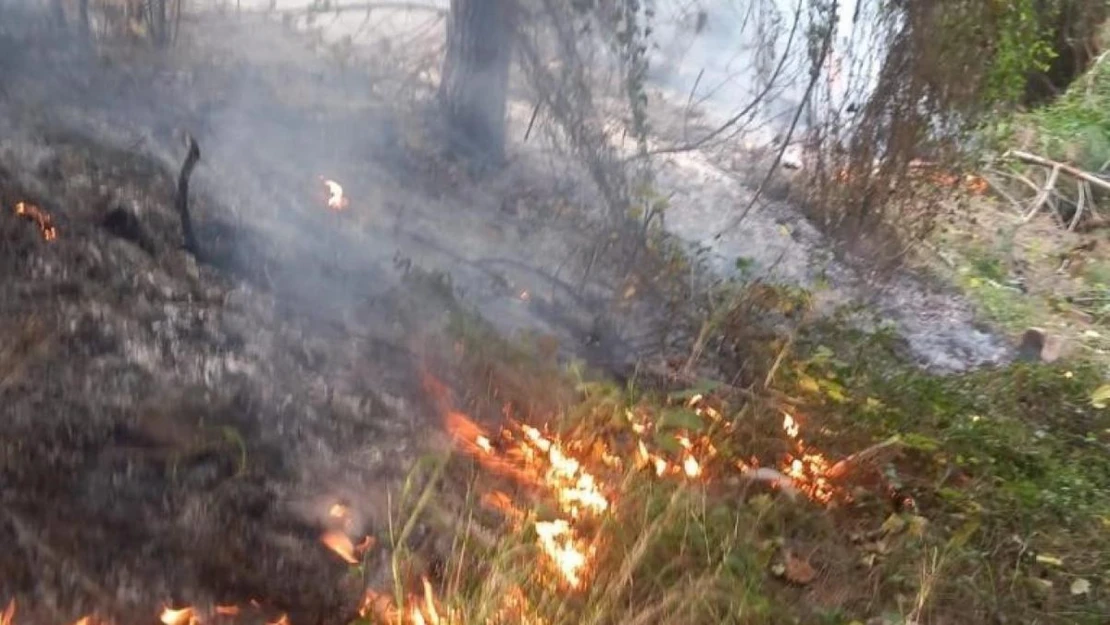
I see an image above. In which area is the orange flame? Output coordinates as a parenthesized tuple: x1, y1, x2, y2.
(534, 520, 590, 588)
(780, 413, 835, 503)
(214, 605, 240, 616)
(2, 600, 15, 625)
(321, 530, 360, 564)
(160, 606, 196, 625)
(14, 201, 57, 241)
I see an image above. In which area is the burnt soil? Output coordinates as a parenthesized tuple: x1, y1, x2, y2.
(0, 11, 668, 625)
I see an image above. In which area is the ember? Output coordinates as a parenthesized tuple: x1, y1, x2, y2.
(319, 177, 349, 211)
(13, 201, 57, 241)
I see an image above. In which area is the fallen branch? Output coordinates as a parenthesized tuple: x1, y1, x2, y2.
(1007, 149, 1110, 194)
(824, 435, 903, 480)
(1022, 163, 1059, 223)
(175, 133, 201, 256)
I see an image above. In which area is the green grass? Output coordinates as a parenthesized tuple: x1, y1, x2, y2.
(351, 281, 1110, 625)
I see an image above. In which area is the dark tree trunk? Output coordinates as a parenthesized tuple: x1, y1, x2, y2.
(439, 0, 514, 165)
(154, 0, 168, 47)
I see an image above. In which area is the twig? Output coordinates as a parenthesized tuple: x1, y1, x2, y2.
(982, 171, 1026, 214)
(1022, 164, 1059, 223)
(522, 101, 541, 142)
(713, 0, 833, 240)
(1070, 181, 1086, 231)
(824, 435, 902, 480)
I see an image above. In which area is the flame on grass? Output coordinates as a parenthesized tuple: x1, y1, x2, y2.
(13, 201, 57, 241)
(445, 409, 604, 588)
(780, 413, 835, 504)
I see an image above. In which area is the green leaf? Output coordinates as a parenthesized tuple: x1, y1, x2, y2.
(653, 431, 682, 455)
(657, 408, 704, 432)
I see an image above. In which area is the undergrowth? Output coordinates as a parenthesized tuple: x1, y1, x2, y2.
(366, 276, 1110, 625)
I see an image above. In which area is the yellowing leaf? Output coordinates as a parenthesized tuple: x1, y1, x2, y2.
(1035, 554, 1064, 567)
(1091, 384, 1110, 408)
(880, 514, 907, 536)
(797, 374, 821, 394)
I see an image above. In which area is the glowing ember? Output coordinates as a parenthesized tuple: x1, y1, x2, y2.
(321, 530, 361, 564)
(215, 605, 240, 616)
(320, 177, 349, 211)
(329, 502, 350, 519)
(14, 201, 57, 241)
(160, 606, 196, 625)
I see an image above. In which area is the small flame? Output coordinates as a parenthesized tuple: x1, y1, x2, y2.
(779, 413, 836, 503)
(215, 605, 240, 616)
(14, 201, 57, 241)
(534, 520, 590, 588)
(160, 606, 196, 625)
(320, 177, 349, 211)
(2, 600, 15, 625)
(683, 455, 701, 478)
(321, 530, 360, 564)
(476, 435, 493, 453)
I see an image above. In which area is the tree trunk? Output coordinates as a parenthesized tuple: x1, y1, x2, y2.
(439, 0, 514, 165)
(51, 0, 65, 29)
(79, 0, 90, 40)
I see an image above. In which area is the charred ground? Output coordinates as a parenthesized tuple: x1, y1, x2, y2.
(0, 10, 667, 623)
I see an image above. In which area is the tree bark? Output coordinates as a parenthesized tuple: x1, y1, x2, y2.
(439, 0, 514, 165)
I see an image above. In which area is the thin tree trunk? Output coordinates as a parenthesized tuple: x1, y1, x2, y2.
(51, 0, 66, 29)
(439, 0, 514, 164)
(79, 0, 91, 40)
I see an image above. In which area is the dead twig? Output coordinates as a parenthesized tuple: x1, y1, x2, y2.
(1022, 163, 1059, 223)
(1008, 149, 1110, 194)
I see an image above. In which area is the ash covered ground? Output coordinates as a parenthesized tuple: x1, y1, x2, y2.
(0, 2, 1019, 622)
(0, 9, 661, 624)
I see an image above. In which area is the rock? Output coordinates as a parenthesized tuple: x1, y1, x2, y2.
(1017, 327, 1065, 363)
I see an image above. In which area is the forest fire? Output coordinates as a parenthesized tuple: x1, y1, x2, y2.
(13, 201, 57, 241)
(319, 177, 349, 211)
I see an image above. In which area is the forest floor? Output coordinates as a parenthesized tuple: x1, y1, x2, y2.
(0, 6, 1108, 625)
